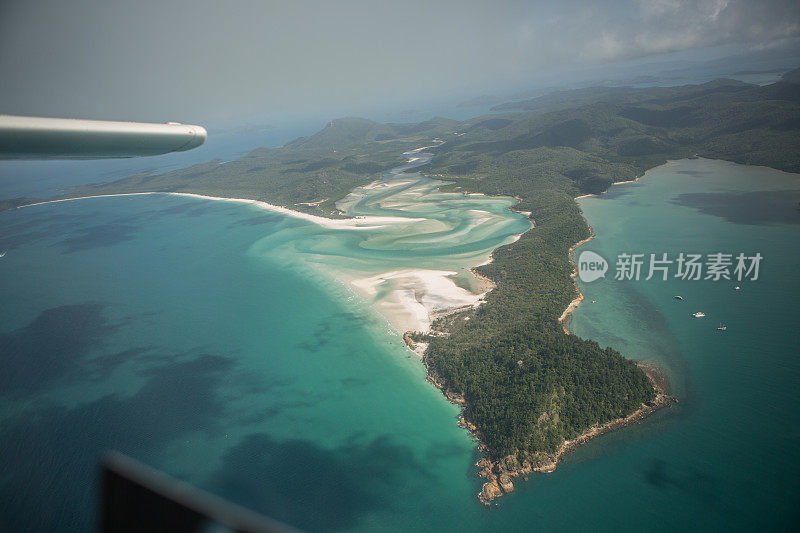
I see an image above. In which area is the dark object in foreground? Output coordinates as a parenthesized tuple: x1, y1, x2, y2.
(100, 452, 299, 533)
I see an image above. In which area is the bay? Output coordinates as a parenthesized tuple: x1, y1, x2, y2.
(1, 157, 798, 531)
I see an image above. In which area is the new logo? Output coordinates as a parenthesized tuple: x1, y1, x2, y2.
(578, 250, 608, 283)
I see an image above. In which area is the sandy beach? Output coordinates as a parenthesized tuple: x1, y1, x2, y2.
(20, 191, 425, 230)
(558, 230, 596, 334)
(349, 269, 490, 333)
(17, 143, 531, 343)
(14, 147, 676, 513)
(559, 171, 654, 332)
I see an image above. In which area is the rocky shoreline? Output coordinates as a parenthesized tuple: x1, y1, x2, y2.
(466, 185, 673, 505)
(558, 227, 595, 334)
(407, 182, 674, 506)
(474, 363, 673, 505)
(402, 173, 673, 507)
(415, 342, 675, 506)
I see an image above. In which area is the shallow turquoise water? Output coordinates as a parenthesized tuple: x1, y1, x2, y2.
(0, 193, 483, 531)
(1, 157, 798, 531)
(0, 152, 529, 531)
(568, 159, 800, 529)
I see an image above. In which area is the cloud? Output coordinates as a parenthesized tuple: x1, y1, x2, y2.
(573, 0, 800, 62)
(0, 0, 797, 122)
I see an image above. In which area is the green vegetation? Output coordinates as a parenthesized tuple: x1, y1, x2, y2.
(418, 70, 800, 459)
(5, 70, 799, 463)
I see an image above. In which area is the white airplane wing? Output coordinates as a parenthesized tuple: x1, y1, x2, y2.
(0, 115, 207, 159)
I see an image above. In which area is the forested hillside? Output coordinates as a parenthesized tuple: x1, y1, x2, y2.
(418, 70, 800, 460)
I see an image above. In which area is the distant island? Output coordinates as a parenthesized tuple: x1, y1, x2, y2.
(4, 68, 799, 504)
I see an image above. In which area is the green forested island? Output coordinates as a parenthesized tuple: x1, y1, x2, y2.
(5, 69, 799, 501)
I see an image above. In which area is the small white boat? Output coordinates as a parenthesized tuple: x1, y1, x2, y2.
(674, 295, 683, 300)
(0, 251, 6, 258)
(692, 312, 706, 318)
(717, 323, 727, 331)
(734, 286, 741, 290)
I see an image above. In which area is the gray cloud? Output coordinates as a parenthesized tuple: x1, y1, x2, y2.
(0, 0, 797, 123)
(574, 0, 800, 62)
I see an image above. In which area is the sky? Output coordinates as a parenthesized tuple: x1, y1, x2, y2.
(1, 0, 799, 124)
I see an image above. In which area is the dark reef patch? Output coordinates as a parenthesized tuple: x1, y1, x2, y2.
(340, 376, 369, 387)
(87, 346, 151, 378)
(53, 222, 139, 253)
(0, 227, 53, 251)
(672, 189, 800, 225)
(0, 303, 119, 397)
(295, 321, 332, 352)
(642, 459, 716, 504)
(330, 311, 372, 330)
(0, 352, 236, 532)
(209, 433, 425, 531)
(0, 211, 97, 251)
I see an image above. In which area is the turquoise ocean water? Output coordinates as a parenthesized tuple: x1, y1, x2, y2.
(1, 157, 798, 531)
(568, 159, 800, 529)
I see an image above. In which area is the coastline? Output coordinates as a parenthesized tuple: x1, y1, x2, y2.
(15, 153, 673, 509)
(349, 268, 493, 334)
(422, 344, 673, 506)
(17, 147, 532, 342)
(558, 228, 595, 334)
(454, 170, 675, 506)
(18, 191, 426, 230)
(559, 168, 657, 333)
(471, 362, 673, 506)
(20, 190, 500, 335)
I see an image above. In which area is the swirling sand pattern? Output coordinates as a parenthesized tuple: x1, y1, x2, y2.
(250, 148, 533, 332)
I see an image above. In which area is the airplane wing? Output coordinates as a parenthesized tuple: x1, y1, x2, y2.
(0, 115, 207, 159)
